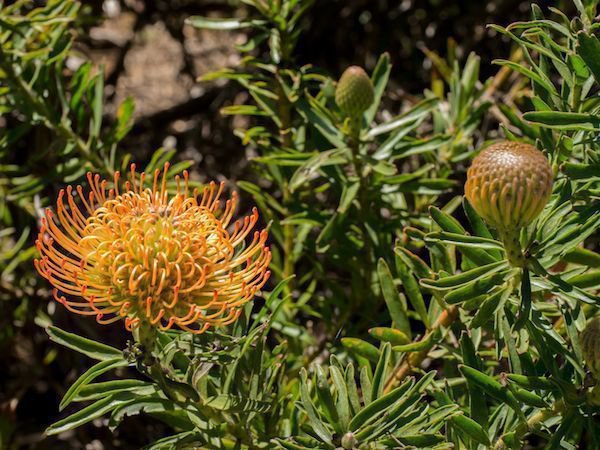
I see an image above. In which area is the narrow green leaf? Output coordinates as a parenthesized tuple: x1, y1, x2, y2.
(364, 53, 391, 124)
(425, 231, 504, 251)
(371, 343, 391, 400)
(299, 369, 333, 444)
(329, 365, 351, 430)
(186, 16, 267, 30)
(341, 338, 380, 363)
(396, 254, 430, 328)
(109, 398, 178, 431)
(377, 258, 411, 338)
(471, 288, 511, 328)
(47, 326, 123, 361)
(421, 261, 508, 291)
(429, 206, 496, 265)
(60, 358, 128, 411)
(368, 327, 410, 345)
(524, 111, 600, 130)
(349, 378, 414, 431)
(47, 394, 128, 435)
(459, 365, 525, 421)
(392, 333, 434, 353)
(577, 31, 600, 84)
(444, 270, 512, 305)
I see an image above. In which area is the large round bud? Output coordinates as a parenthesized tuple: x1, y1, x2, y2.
(335, 66, 374, 117)
(465, 141, 553, 232)
(581, 317, 600, 381)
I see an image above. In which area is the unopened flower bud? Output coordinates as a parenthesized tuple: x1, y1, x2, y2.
(341, 431, 358, 449)
(465, 141, 553, 266)
(335, 66, 374, 117)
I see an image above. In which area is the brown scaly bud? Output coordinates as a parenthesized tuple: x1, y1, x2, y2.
(335, 66, 374, 117)
(465, 141, 553, 267)
(581, 317, 600, 382)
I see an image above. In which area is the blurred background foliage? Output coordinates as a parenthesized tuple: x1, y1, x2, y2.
(0, 0, 598, 449)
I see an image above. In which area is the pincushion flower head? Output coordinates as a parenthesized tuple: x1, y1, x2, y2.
(34, 163, 271, 334)
(465, 141, 553, 267)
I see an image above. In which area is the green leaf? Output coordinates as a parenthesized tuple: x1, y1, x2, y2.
(368, 327, 410, 345)
(459, 365, 526, 421)
(299, 369, 333, 445)
(337, 178, 359, 213)
(425, 231, 504, 251)
(364, 52, 391, 124)
(371, 343, 391, 400)
(75, 380, 155, 401)
(204, 394, 271, 413)
(429, 206, 496, 266)
(186, 16, 267, 30)
(329, 365, 351, 430)
(396, 252, 430, 328)
(524, 111, 600, 130)
(314, 366, 339, 431)
(60, 358, 128, 411)
(47, 393, 131, 435)
(444, 269, 513, 305)
(394, 246, 432, 279)
(91, 72, 103, 138)
(563, 247, 600, 268)
(46, 326, 124, 361)
(367, 97, 438, 138)
(453, 415, 491, 446)
(421, 261, 508, 291)
(296, 98, 346, 149)
(392, 333, 435, 353)
(114, 97, 135, 141)
(289, 149, 347, 191)
(510, 386, 547, 408)
(562, 162, 600, 180)
(507, 374, 557, 391)
(221, 104, 268, 116)
(459, 333, 488, 428)
(349, 378, 414, 431)
(471, 288, 511, 328)
(341, 338, 380, 363)
(577, 31, 600, 84)
(492, 59, 557, 97)
(109, 398, 179, 431)
(377, 258, 411, 338)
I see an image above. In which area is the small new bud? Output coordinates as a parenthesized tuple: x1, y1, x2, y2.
(465, 141, 553, 266)
(581, 317, 600, 381)
(335, 66, 374, 117)
(341, 431, 358, 449)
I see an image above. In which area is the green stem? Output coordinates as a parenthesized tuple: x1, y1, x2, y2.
(497, 227, 526, 268)
(348, 115, 374, 299)
(276, 74, 295, 296)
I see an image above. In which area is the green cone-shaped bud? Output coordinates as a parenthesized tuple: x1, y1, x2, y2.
(335, 66, 374, 117)
(581, 317, 600, 381)
(341, 432, 357, 449)
(465, 141, 553, 266)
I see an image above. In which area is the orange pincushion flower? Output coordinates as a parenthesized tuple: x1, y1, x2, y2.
(34, 163, 271, 334)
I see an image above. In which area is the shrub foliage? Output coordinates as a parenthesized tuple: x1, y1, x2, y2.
(1, 0, 600, 449)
